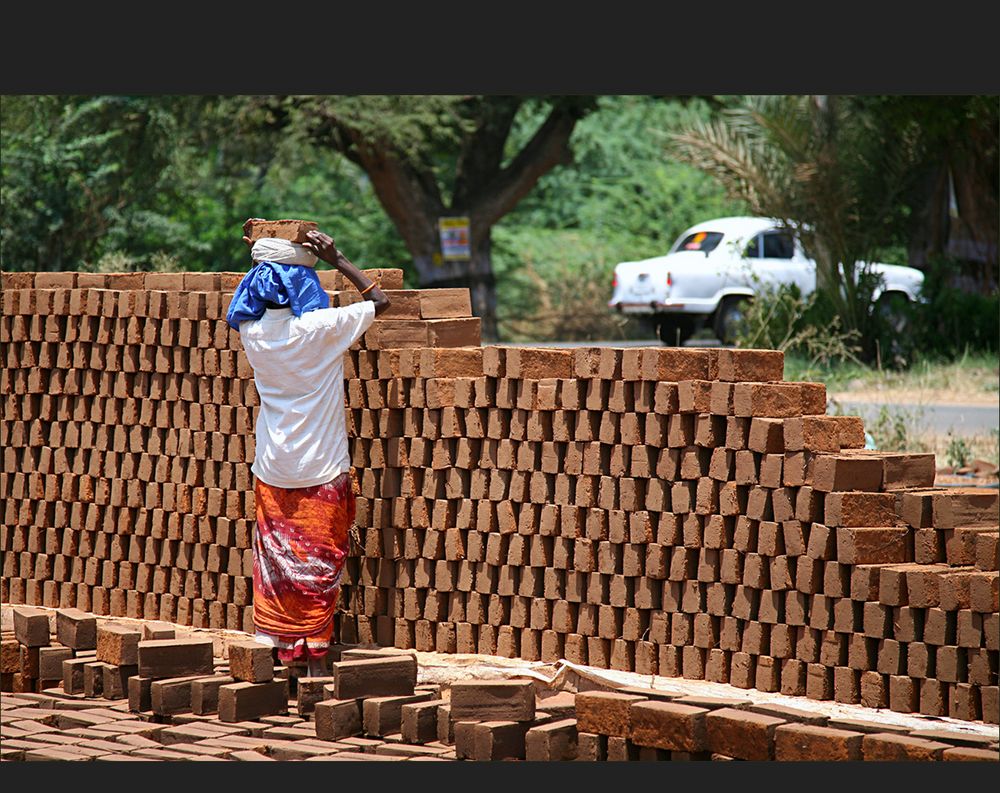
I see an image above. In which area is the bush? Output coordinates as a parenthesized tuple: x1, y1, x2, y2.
(910, 256, 1000, 357)
(732, 280, 863, 368)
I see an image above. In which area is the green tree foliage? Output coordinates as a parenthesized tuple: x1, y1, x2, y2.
(1, 95, 206, 270)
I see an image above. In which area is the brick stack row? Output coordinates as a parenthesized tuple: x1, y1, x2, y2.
(333, 344, 999, 723)
(0, 270, 479, 640)
(1, 271, 996, 723)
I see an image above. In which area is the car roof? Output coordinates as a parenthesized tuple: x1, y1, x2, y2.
(683, 215, 783, 237)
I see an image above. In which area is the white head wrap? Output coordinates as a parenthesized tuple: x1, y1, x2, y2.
(250, 238, 318, 267)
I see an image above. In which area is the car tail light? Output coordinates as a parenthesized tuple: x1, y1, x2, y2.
(666, 271, 672, 287)
(612, 272, 618, 288)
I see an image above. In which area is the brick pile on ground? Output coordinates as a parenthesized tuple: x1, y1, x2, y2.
(1, 271, 997, 725)
(2, 615, 996, 762)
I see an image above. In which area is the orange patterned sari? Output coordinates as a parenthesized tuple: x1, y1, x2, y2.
(252, 472, 355, 662)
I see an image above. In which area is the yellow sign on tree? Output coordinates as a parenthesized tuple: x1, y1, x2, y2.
(438, 217, 471, 261)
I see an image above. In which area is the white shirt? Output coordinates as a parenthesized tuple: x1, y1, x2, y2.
(239, 302, 376, 489)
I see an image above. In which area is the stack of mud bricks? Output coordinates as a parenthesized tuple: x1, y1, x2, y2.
(0, 269, 478, 636)
(332, 344, 998, 724)
(310, 652, 577, 760)
(2, 271, 997, 725)
(2, 607, 98, 694)
(572, 689, 998, 761)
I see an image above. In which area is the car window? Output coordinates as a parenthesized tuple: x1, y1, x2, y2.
(744, 234, 760, 258)
(762, 231, 795, 259)
(672, 231, 723, 254)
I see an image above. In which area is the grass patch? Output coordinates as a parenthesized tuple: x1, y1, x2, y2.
(787, 350, 1000, 404)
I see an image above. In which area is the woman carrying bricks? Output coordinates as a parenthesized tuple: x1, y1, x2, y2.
(226, 222, 390, 678)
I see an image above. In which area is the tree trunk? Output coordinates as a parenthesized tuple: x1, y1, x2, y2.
(409, 223, 499, 342)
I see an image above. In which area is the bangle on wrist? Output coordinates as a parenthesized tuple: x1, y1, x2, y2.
(359, 282, 376, 295)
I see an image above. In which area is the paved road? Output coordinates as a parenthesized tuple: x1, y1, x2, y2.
(490, 339, 999, 436)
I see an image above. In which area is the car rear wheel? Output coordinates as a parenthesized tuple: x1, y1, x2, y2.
(656, 315, 695, 346)
(714, 296, 751, 345)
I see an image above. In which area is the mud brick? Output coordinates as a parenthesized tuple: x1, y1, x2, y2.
(728, 651, 755, 688)
(948, 682, 981, 720)
(773, 723, 863, 761)
(450, 679, 535, 721)
(935, 645, 968, 683)
(924, 608, 957, 646)
(836, 527, 910, 565)
(83, 661, 108, 697)
(898, 489, 937, 528)
(37, 646, 73, 680)
(887, 674, 919, 713)
(716, 349, 784, 382)
(472, 720, 531, 761)
(227, 641, 273, 683)
(957, 610, 983, 648)
(400, 698, 447, 745)
(575, 691, 646, 737)
(902, 563, 952, 608)
(747, 418, 785, 453)
(824, 491, 897, 527)
(506, 349, 574, 379)
(55, 608, 97, 649)
(970, 571, 999, 612)
(96, 624, 142, 666)
(975, 531, 999, 571)
(933, 488, 999, 528)
(137, 637, 214, 678)
(103, 663, 136, 700)
(141, 621, 176, 641)
(942, 747, 1000, 761)
(218, 679, 289, 722)
(149, 674, 205, 714)
(733, 383, 800, 418)
(880, 453, 937, 489)
(190, 675, 236, 715)
(862, 733, 951, 761)
(314, 697, 364, 740)
(856, 670, 887, 709)
(639, 348, 710, 381)
(935, 569, 976, 611)
(982, 686, 999, 723)
(523, 718, 578, 761)
(331, 655, 417, 699)
(63, 657, 92, 694)
(877, 564, 919, 607)
(705, 708, 784, 761)
(628, 701, 708, 752)
(416, 288, 473, 319)
(811, 454, 883, 492)
(290, 676, 335, 716)
(363, 691, 435, 736)
(128, 675, 153, 712)
(783, 416, 841, 453)
(454, 721, 480, 760)
(244, 218, 318, 243)
(13, 607, 50, 646)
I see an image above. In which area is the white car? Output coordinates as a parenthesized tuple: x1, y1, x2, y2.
(608, 216, 925, 345)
